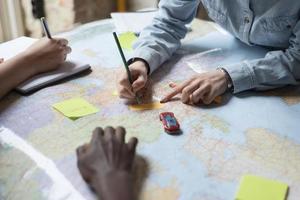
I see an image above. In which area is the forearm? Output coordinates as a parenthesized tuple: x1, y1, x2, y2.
(93, 171, 134, 200)
(223, 49, 300, 93)
(132, 0, 200, 74)
(0, 53, 36, 98)
(223, 19, 300, 93)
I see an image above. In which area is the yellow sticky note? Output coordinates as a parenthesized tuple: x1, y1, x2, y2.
(82, 49, 97, 57)
(129, 102, 164, 111)
(235, 175, 288, 200)
(53, 98, 99, 120)
(119, 32, 138, 50)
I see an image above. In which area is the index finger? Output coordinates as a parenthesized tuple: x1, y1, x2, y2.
(160, 87, 182, 103)
(119, 74, 135, 95)
(160, 80, 192, 103)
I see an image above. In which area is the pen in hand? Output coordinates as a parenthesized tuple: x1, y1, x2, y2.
(40, 17, 52, 39)
(113, 32, 141, 104)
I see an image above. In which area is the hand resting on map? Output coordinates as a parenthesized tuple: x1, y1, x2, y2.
(160, 70, 228, 105)
(77, 126, 138, 200)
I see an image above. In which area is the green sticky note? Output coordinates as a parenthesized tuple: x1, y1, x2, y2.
(235, 175, 288, 200)
(52, 98, 99, 120)
(119, 32, 138, 50)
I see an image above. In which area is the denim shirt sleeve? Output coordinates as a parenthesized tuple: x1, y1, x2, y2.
(131, 0, 200, 74)
(223, 20, 300, 93)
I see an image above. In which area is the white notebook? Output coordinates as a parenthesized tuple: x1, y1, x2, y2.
(0, 37, 91, 94)
(111, 11, 158, 33)
(111, 11, 192, 34)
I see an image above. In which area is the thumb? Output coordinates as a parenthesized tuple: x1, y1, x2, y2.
(132, 75, 146, 93)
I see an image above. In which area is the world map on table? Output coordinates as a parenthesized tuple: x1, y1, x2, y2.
(0, 20, 300, 200)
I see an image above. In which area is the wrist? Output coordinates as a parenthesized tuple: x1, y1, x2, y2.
(17, 52, 39, 76)
(134, 61, 148, 75)
(217, 67, 233, 91)
(93, 171, 134, 200)
(128, 57, 150, 75)
(7, 52, 37, 80)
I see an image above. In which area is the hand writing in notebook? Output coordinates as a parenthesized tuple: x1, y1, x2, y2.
(24, 38, 72, 74)
(0, 37, 72, 99)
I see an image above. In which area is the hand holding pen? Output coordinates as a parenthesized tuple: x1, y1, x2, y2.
(40, 17, 72, 61)
(113, 32, 144, 104)
(16, 18, 72, 74)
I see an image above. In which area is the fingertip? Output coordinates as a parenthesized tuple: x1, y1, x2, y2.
(104, 126, 115, 140)
(67, 46, 72, 54)
(160, 94, 173, 104)
(202, 98, 213, 105)
(119, 94, 131, 99)
(128, 137, 138, 152)
(116, 126, 126, 142)
(119, 79, 133, 93)
(132, 80, 140, 88)
(214, 96, 222, 104)
(169, 82, 177, 88)
(160, 98, 167, 104)
(182, 98, 189, 104)
(119, 88, 135, 99)
(104, 126, 115, 132)
(76, 144, 88, 156)
(118, 76, 126, 85)
(116, 126, 126, 133)
(58, 38, 68, 46)
(76, 146, 81, 156)
(91, 127, 104, 143)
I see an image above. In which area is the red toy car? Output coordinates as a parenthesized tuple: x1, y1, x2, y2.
(159, 112, 180, 134)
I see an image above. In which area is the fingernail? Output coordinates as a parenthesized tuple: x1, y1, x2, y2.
(169, 82, 177, 88)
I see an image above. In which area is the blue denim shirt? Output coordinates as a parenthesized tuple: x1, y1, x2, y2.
(132, 0, 300, 93)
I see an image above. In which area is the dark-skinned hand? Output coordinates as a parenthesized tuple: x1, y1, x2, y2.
(77, 126, 138, 200)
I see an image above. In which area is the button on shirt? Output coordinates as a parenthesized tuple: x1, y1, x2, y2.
(131, 0, 300, 93)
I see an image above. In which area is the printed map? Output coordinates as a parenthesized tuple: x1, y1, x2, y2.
(0, 20, 300, 200)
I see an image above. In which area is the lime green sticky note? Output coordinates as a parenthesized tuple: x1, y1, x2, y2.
(119, 32, 138, 50)
(52, 98, 99, 120)
(235, 175, 288, 200)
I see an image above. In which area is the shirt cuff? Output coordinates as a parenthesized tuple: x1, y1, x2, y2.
(131, 48, 161, 74)
(222, 62, 256, 93)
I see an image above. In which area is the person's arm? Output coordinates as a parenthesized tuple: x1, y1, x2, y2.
(223, 20, 300, 93)
(0, 38, 71, 99)
(132, 0, 200, 74)
(117, 0, 200, 100)
(77, 127, 138, 200)
(0, 54, 35, 98)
